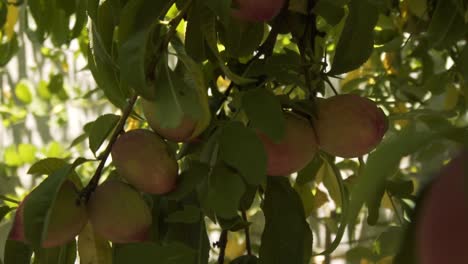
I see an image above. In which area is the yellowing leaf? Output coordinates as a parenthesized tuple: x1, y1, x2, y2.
(78, 223, 113, 264)
(225, 232, 246, 261)
(380, 192, 393, 211)
(4, 4, 18, 40)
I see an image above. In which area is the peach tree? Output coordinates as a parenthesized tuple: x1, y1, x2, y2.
(0, 0, 467, 263)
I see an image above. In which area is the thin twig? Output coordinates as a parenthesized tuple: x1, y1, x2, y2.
(241, 210, 252, 256)
(80, 94, 139, 202)
(217, 230, 228, 264)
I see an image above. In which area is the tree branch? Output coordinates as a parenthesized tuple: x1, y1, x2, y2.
(241, 210, 252, 256)
(217, 230, 228, 264)
(80, 94, 139, 202)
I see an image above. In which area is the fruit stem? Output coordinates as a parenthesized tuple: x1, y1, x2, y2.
(241, 210, 252, 256)
(80, 94, 139, 202)
(217, 230, 228, 264)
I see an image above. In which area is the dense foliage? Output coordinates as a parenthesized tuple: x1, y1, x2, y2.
(0, 0, 468, 263)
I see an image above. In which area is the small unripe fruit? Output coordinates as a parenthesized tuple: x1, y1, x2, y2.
(9, 180, 88, 248)
(257, 112, 317, 176)
(315, 94, 388, 158)
(111, 129, 178, 194)
(416, 151, 468, 264)
(232, 0, 285, 22)
(88, 180, 152, 243)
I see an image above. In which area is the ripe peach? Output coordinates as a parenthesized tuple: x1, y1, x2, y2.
(9, 180, 88, 248)
(232, 0, 285, 22)
(257, 112, 317, 176)
(111, 129, 178, 194)
(416, 151, 468, 264)
(314, 94, 388, 158)
(87, 180, 152, 243)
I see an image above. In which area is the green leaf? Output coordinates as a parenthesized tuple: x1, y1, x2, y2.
(37, 80, 51, 100)
(347, 124, 453, 227)
(50, 9, 70, 46)
(23, 165, 74, 248)
(426, 0, 468, 49)
(70, 0, 87, 39)
(242, 88, 286, 143)
(0, 206, 13, 222)
(185, 2, 208, 62)
(346, 246, 375, 264)
(259, 177, 312, 264)
(150, 57, 208, 130)
(456, 45, 468, 83)
(28, 158, 68, 175)
(330, 0, 379, 74)
(219, 16, 264, 58)
(17, 144, 37, 164)
(56, 0, 76, 16)
(113, 242, 196, 264)
(313, 0, 346, 26)
(15, 80, 33, 104)
(118, 0, 166, 99)
(48, 74, 64, 94)
(203, 0, 231, 26)
(88, 22, 128, 108)
(165, 205, 201, 224)
(3, 240, 32, 264)
(375, 226, 403, 257)
(166, 161, 209, 201)
(4, 146, 22, 167)
(219, 122, 267, 186)
(34, 240, 77, 264)
(200, 8, 255, 85)
(295, 155, 323, 185)
(0, 1, 6, 28)
(0, 35, 19, 67)
(88, 114, 120, 154)
(77, 223, 112, 264)
(206, 164, 246, 219)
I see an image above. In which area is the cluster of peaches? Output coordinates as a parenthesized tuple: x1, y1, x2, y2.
(7, 93, 388, 248)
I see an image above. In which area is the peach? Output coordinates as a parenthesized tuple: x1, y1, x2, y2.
(232, 0, 285, 22)
(142, 99, 203, 142)
(111, 129, 178, 194)
(257, 112, 317, 176)
(87, 180, 152, 243)
(416, 151, 468, 264)
(9, 180, 88, 248)
(314, 94, 388, 158)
